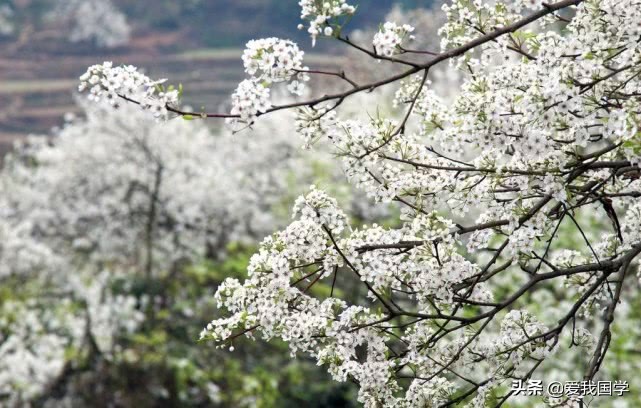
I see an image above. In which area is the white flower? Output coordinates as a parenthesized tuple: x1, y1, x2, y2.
(373, 21, 415, 57)
(299, 0, 356, 46)
(287, 80, 306, 96)
(229, 79, 272, 124)
(242, 38, 306, 84)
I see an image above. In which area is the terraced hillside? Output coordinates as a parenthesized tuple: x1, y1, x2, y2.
(0, 48, 347, 156)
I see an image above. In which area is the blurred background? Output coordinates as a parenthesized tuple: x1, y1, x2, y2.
(0, 0, 430, 155)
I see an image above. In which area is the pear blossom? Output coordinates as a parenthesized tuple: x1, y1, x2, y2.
(372, 22, 415, 57)
(78, 62, 179, 119)
(229, 78, 272, 123)
(242, 37, 307, 85)
(298, 0, 356, 46)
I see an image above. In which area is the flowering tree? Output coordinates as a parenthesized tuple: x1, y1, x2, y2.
(0, 0, 129, 49)
(52, 0, 130, 48)
(2, 101, 313, 273)
(0, 93, 390, 405)
(74, 0, 641, 406)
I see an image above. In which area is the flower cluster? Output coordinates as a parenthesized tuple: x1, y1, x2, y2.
(242, 38, 307, 86)
(77, 272, 145, 355)
(0, 271, 144, 405)
(295, 105, 338, 148)
(293, 185, 348, 233)
(372, 21, 415, 57)
(65, 0, 130, 48)
(229, 78, 272, 124)
(0, 301, 75, 404)
(0, 220, 61, 279)
(231, 38, 309, 125)
(201, 186, 498, 405)
(495, 310, 551, 365)
(78, 62, 178, 119)
(298, 0, 356, 45)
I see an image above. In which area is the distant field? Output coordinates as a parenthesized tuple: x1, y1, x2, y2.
(0, 79, 78, 95)
(175, 48, 249, 61)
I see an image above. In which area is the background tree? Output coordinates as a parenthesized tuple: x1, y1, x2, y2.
(0, 98, 392, 406)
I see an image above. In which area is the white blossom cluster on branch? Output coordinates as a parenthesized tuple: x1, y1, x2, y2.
(231, 38, 311, 125)
(78, 62, 178, 119)
(372, 21, 415, 57)
(298, 0, 356, 45)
